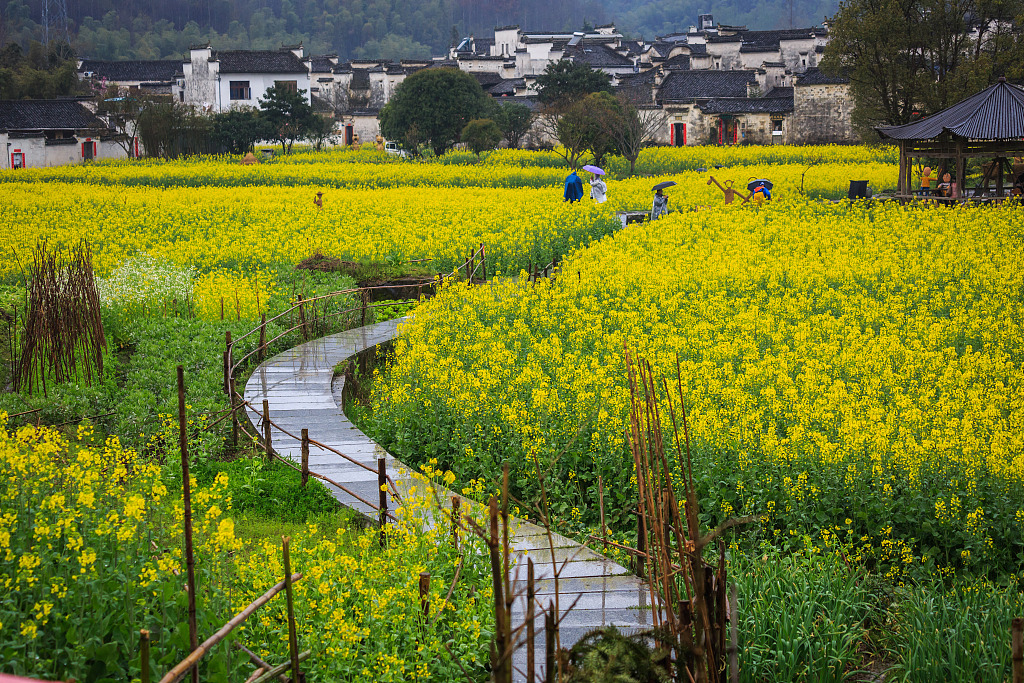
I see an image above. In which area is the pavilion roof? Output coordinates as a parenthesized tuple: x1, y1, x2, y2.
(877, 78, 1024, 142)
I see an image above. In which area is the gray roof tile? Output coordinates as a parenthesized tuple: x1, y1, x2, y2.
(0, 99, 105, 131)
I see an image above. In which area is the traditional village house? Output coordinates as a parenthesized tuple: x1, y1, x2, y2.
(0, 99, 124, 168)
(182, 44, 311, 112)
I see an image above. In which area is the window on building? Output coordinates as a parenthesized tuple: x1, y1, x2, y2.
(275, 80, 298, 93)
(230, 81, 252, 100)
(772, 119, 784, 133)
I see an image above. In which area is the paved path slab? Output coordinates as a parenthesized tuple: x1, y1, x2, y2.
(244, 320, 656, 680)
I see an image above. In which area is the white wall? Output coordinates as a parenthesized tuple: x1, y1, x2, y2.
(217, 72, 311, 111)
(1, 134, 128, 168)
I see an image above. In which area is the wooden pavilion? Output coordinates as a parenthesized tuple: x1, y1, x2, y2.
(877, 77, 1024, 201)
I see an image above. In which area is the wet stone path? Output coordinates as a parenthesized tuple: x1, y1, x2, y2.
(244, 319, 656, 679)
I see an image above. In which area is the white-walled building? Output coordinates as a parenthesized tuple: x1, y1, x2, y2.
(0, 99, 125, 169)
(182, 45, 311, 112)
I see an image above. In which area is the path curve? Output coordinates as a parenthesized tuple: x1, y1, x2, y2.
(244, 319, 656, 678)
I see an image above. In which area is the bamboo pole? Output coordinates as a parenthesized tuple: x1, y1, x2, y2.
(301, 429, 309, 486)
(250, 651, 310, 683)
(282, 538, 301, 683)
(235, 642, 288, 683)
(140, 629, 151, 683)
(157, 572, 303, 683)
(176, 366, 199, 683)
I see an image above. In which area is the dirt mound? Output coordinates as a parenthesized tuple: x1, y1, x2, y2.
(295, 253, 351, 272)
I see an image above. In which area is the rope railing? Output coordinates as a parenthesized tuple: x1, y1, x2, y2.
(215, 244, 488, 522)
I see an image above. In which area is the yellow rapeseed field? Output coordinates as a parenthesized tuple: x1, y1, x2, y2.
(371, 197, 1024, 577)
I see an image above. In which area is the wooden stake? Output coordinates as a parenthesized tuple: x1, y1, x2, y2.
(378, 457, 388, 547)
(177, 366, 199, 683)
(258, 314, 267, 361)
(140, 629, 151, 683)
(419, 571, 431, 617)
(527, 558, 535, 683)
(249, 652, 310, 683)
(480, 243, 487, 280)
(1013, 617, 1023, 683)
(451, 496, 460, 550)
(599, 474, 607, 551)
(488, 496, 509, 683)
(220, 296, 224, 320)
(729, 583, 739, 683)
(360, 290, 367, 327)
(282, 538, 301, 683)
(297, 294, 307, 340)
(256, 399, 269, 460)
(230, 375, 238, 451)
(544, 600, 555, 683)
(300, 429, 309, 486)
(502, 463, 511, 620)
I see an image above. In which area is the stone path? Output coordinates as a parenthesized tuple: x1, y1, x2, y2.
(243, 319, 657, 679)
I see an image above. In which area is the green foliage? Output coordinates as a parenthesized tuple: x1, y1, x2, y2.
(460, 118, 503, 157)
(258, 84, 315, 154)
(0, 41, 80, 100)
(565, 626, 672, 683)
(493, 101, 534, 149)
(212, 108, 268, 155)
(137, 102, 216, 159)
(535, 59, 613, 105)
(303, 114, 339, 152)
(379, 68, 490, 156)
(372, 300, 416, 322)
(822, 0, 1024, 128)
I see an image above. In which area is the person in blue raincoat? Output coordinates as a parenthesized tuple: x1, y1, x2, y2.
(564, 170, 584, 202)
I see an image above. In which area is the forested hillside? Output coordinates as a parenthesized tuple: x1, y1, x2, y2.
(0, 0, 838, 62)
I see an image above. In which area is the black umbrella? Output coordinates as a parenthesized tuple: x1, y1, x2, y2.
(747, 179, 773, 192)
(652, 181, 677, 191)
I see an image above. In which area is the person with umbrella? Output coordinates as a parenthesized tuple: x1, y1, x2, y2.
(564, 169, 584, 203)
(583, 165, 607, 204)
(748, 178, 773, 203)
(651, 181, 675, 220)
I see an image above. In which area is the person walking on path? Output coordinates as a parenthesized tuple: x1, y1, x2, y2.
(589, 175, 607, 204)
(651, 188, 669, 219)
(564, 170, 584, 203)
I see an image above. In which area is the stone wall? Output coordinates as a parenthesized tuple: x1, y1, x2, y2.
(791, 82, 858, 144)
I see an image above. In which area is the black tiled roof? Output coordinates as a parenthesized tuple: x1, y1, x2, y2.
(877, 78, 1024, 141)
(796, 67, 848, 85)
(472, 71, 504, 87)
(490, 78, 524, 95)
(763, 86, 793, 98)
(564, 43, 633, 67)
(699, 96, 793, 114)
(661, 54, 691, 70)
(310, 56, 336, 72)
(0, 100, 105, 131)
(707, 34, 743, 43)
(78, 59, 182, 82)
(214, 50, 307, 74)
(739, 28, 818, 48)
(658, 70, 756, 101)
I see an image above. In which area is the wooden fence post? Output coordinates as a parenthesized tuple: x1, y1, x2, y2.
(223, 331, 232, 394)
(282, 538, 301, 683)
(469, 250, 474, 281)
(599, 475, 607, 552)
(480, 243, 487, 281)
(258, 314, 267, 362)
(140, 629, 151, 683)
(360, 290, 368, 327)
(177, 366, 199, 683)
(451, 496, 460, 549)
(378, 457, 388, 547)
(527, 559, 535, 683)
(262, 400, 272, 460)
(544, 601, 555, 683)
(301, 429, 309, 487)
(230, 375, 238, 451)
(220, 296, 224, 321)
(419, 571, 430, 617)
(297, 294, 307, 340)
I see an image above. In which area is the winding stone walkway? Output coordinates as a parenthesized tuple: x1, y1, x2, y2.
(244, 319, 656, 679)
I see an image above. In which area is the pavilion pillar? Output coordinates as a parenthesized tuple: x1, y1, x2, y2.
(955, 141, 965, 200)
(897, 143, 906, 198)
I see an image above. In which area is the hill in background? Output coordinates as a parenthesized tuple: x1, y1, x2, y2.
(0, 0, 839, 62)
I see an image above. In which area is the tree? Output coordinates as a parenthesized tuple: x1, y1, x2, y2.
(535, 59, 612, 106)
(461, 118, 502, 157)
(304, 114, 339, 151)
(576, 92, 621, 167)
(258, 83, 314, 154)
(378, 67, 490, 156)
(212, 108, 267, 154)
(493, 101, 533, 149)
(822, 0, 1024, 129)
(96, 86, 148, 158)
(596, 91, 665, 176)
